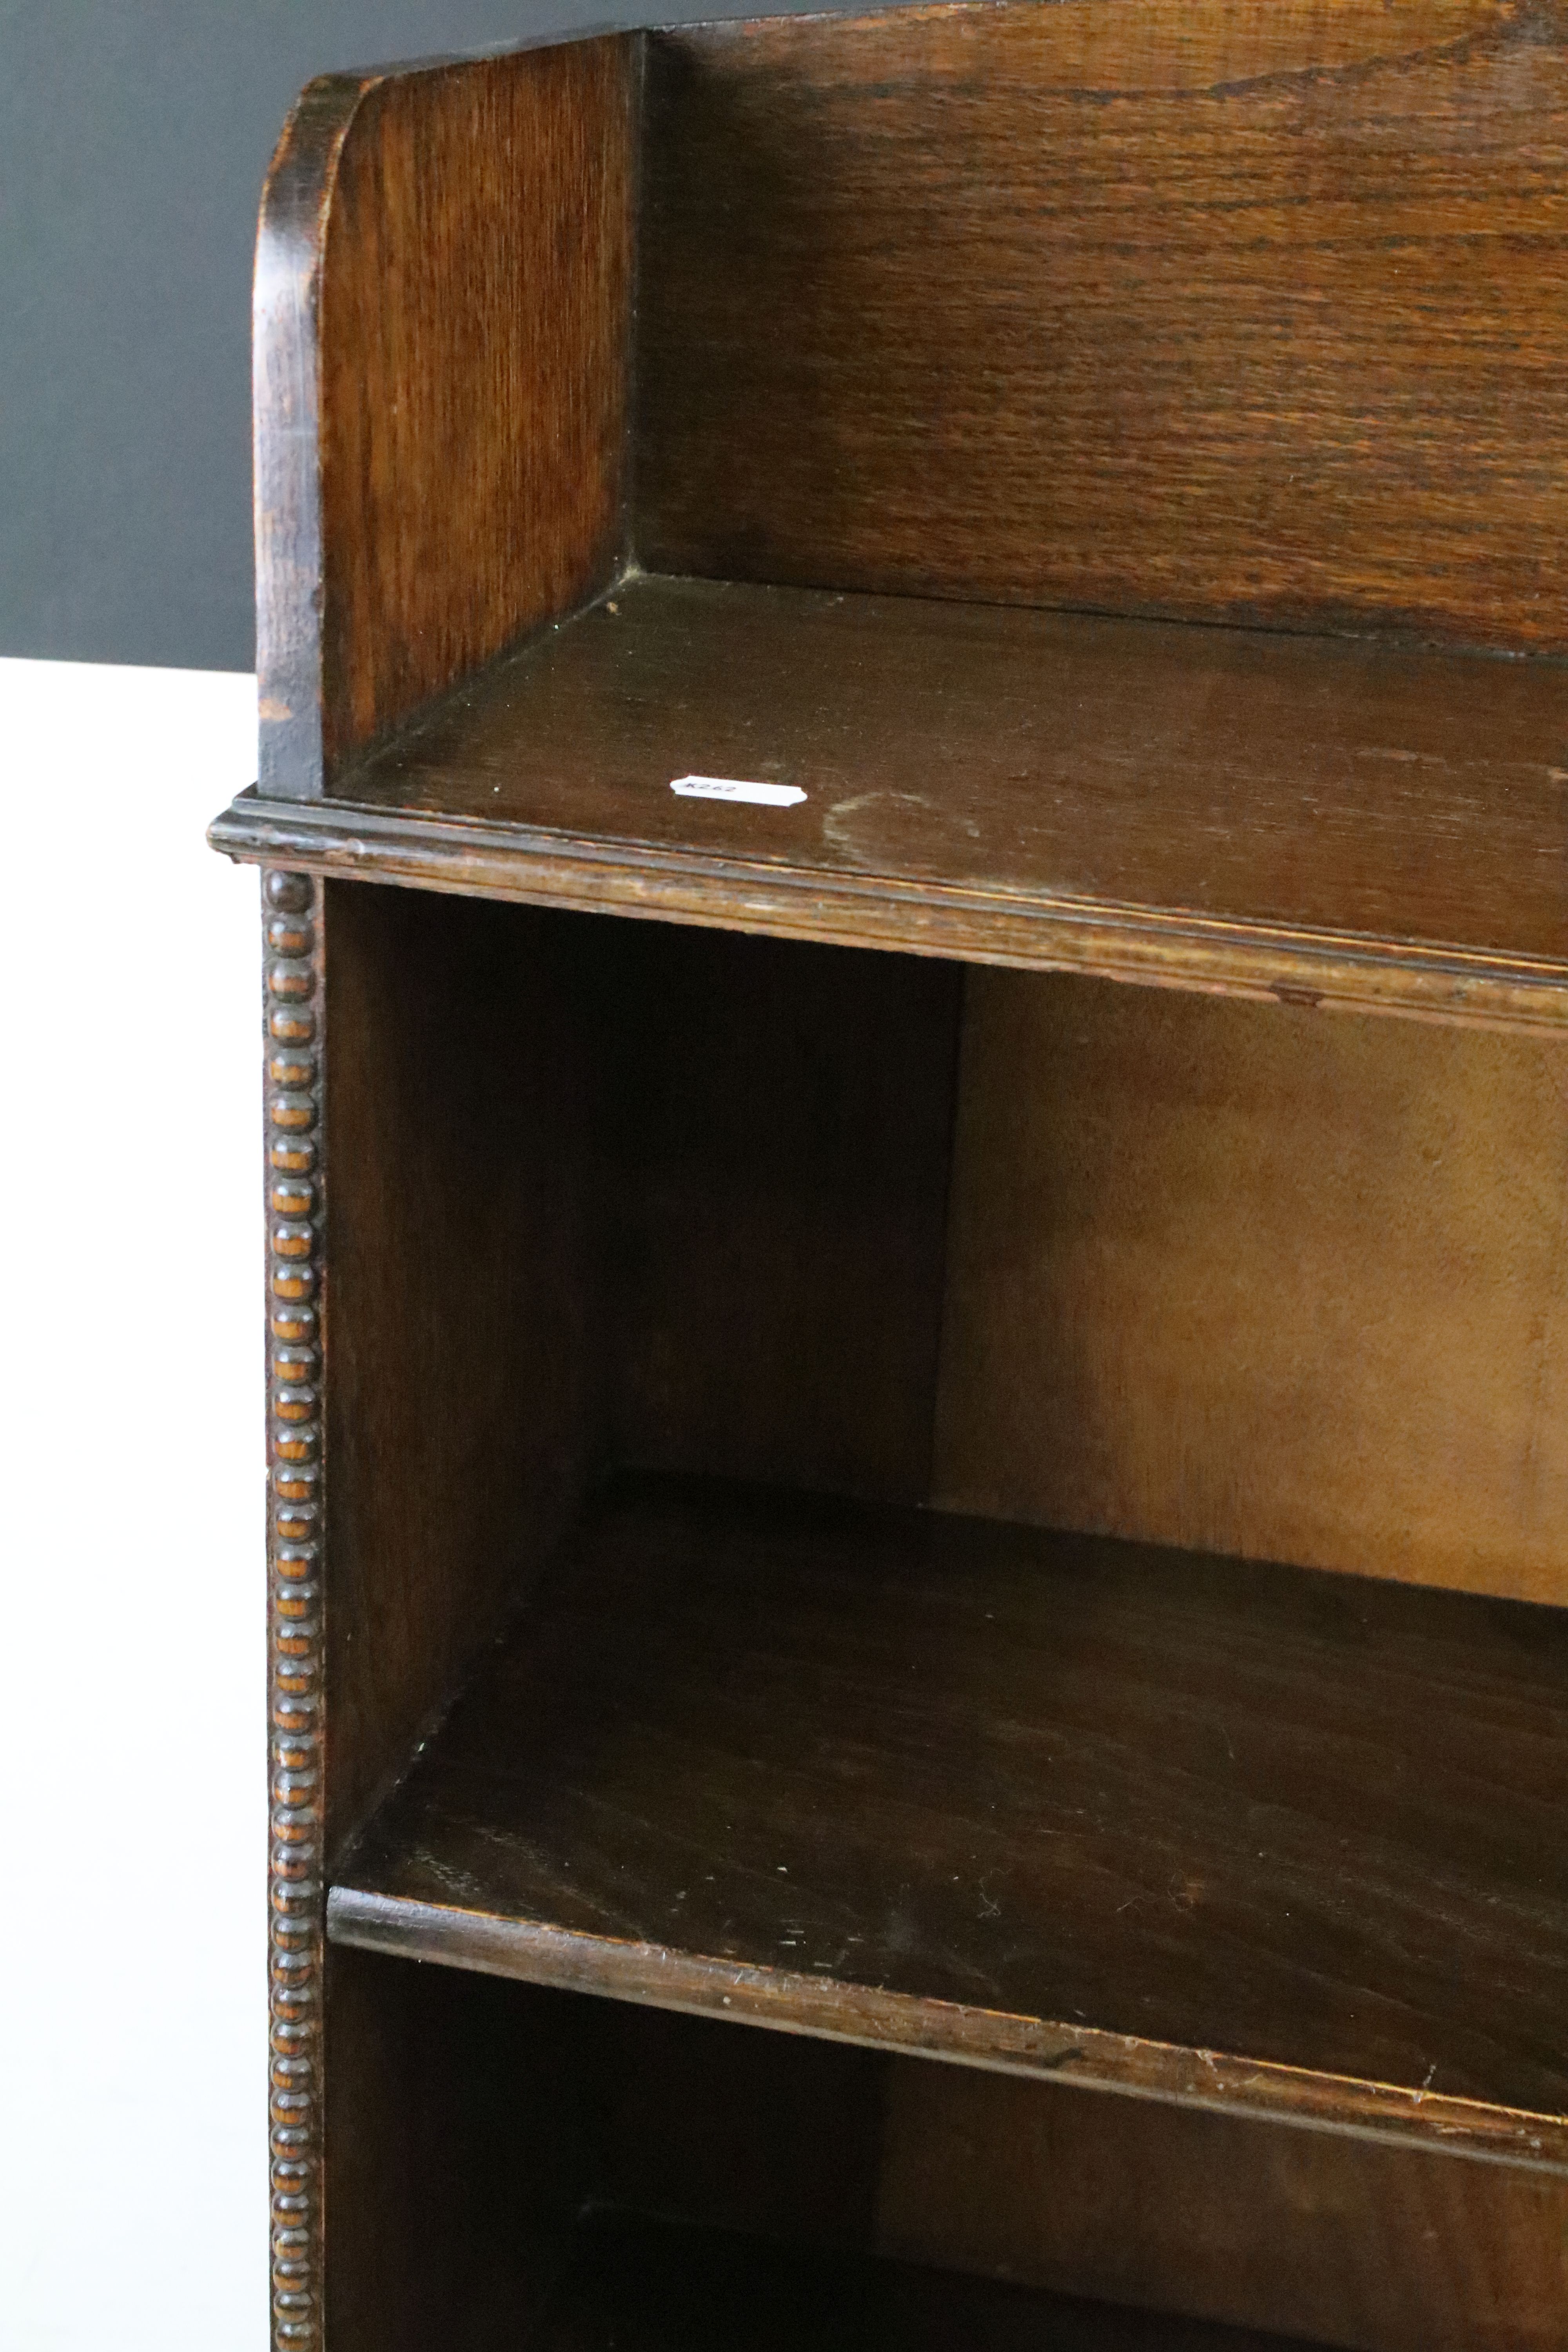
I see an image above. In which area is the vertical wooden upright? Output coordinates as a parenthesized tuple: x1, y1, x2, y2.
(262, 870, 326, 2351)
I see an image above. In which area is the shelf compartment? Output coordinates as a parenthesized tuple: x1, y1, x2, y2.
(330, 1473, 1568, 2172)
(526, 2209, 1320, 2349)
(212, 573, 1568, 1030)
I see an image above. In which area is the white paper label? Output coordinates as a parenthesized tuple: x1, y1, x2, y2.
(670, 774, 806, 807)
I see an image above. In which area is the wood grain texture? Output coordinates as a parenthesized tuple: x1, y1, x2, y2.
(309, 1952, 1568, 2352)
(318, 891, 962, 1861)
(528, 2210, 1318, 2349)
(232, 7, 1568, 2338)
(214, 573, 1568, 1031)
(879, 2066, 1568, 2352)
(254, 81, 361, 803)
(638, 0, 1568, 653)
(321, 884, 603, 1851)
(254, 36, 635, 800)
(935, 971, 1568, 1603)
(597, 2017, 1568, 2352)
(329, 1473, 1568, 2169)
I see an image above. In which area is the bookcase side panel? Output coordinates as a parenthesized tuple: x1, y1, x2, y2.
(321, 882, 606, 1854)
(256, 35, 637, 800)
(313, 883, 613, 2346)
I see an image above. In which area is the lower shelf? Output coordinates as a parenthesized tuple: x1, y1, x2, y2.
(529, 2212, 1316, 2350)
(330, 1474, 1568, 2170)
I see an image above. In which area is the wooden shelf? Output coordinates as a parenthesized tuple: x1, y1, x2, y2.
(212, 573, 1568, 1029)
(526, 2210, 1319, 2349)
(329, 1474, 1568, 2172)
(233, 9, 1568, 2338)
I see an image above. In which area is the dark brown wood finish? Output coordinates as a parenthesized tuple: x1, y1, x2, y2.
(599, 921, 962, 1501)
(261, 870, 327, 2352)
(602, 2015, 1568, 2350)
(321, 883, 605, 1855)
(254, 35, 635, 800)
(306, 895, 972, 2347)
(253, 83, 358, 801)
(879, 2066, 1568, 2351)
(593, 2003, 889, 2255)
(330, 1474, 1568, 2171)
(937, 973, 1568, 1605)
(316, 887, 606, 2352)
(289, 1934, 1568, 2352)
(226, 10, 1568, 2341)
(527, 2210, 1319, 2350)
(216, 574, 1568, 1031)
(319, 1958, 603, 2352)
(638, 1, 1568, 653)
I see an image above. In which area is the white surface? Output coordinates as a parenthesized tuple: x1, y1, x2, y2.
(669, 773, 807, 806)
(0, 660, 267, 2350)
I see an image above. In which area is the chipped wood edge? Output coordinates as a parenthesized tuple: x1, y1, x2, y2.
(325, 1888, 1568, 2177)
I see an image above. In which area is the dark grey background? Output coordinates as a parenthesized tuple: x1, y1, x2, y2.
(0, 0, 838, 672)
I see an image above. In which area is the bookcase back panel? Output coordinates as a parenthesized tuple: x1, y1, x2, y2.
(935, 970, 1568, 1602)
(638, 0, 1568, 652)
(599, 921, 963, 1504)
(878, 2063, 1568, 2352)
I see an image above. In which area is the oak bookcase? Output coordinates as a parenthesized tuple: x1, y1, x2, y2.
(211, 8, 1568, 2347)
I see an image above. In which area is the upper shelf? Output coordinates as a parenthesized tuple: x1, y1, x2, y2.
(330, 1472, 1568, 2174)
(214, 573, 1568, 1027)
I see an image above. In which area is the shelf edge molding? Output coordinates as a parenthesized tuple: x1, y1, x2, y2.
(210, 793, 1568, 1034)
(326, 1887, 1568, 2176)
